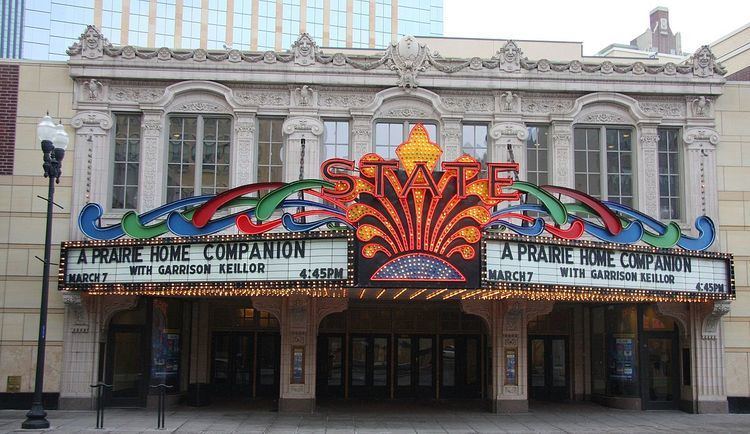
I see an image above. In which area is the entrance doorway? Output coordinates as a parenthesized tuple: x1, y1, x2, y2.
(316, 302, 488, 401)
(528, 336, 569, 401)
(210, 332, 280, 399)
(640, 305, 680, 410)
(106, 325, 148, 407)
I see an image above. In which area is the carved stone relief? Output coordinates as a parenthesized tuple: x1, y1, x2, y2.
(109, 86, 165, 103)
(579, 111, 625, 124)
(292, 33, 318, 66)
(684, 127, 720, 148)
(441, 95, 494, 112)
(234, 91, 290, 107)
(385, 35, 429, 88)
(690, 45, 726, 77)
(520, 98, 575, 115)
(80, 79, 104, 101)
(139, 114, 162, 210)
(690, 96, 713, 117)
(638, 100, 686, 118)
(173, 101, 229, 113)
(282, 117, 325, 136)
(499, 91, 519, 112)
(294, 85, 313, 106)
(492, 40, 524, 73)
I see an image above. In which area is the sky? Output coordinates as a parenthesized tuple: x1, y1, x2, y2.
(443, 0, 750, 55)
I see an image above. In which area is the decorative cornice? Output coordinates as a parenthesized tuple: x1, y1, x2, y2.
(67, 26, 727, 89)
(71, 111, 113, 130)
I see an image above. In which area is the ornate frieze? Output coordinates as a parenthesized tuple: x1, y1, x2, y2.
(234, 90, 290, 107)
(520, 97, 574, 115)
(384, 107, 428, 118)
(579, 111, 625, 124)
(173, 101, 229, 112)
(317, 91, 374, 108)
(638, 100, 686, 118)
(109, 86, 165, 103)
(441, 95, 494, 112)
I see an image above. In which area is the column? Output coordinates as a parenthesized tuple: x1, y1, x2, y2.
(550, 121, 573, 189)
(638, 124, 660, 218)
(233, 113, 257, 185)
(139, 111, 165, 211)
(282, 116, 325, 183)
(690, 300, 731, 413)
(350, 115, 372, 162)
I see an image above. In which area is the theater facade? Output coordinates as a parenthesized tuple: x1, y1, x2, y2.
(57, 26, 735, 413)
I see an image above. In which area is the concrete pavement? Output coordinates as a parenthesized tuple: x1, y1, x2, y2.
(0, 401, 749, 433)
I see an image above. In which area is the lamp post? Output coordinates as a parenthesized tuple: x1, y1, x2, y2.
(22, 115, 68, 430)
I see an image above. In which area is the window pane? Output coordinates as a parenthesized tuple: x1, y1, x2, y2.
(462, 124, 489, 166)
(323, 120, 350, 160)
(525, 126, 549, 189)
(111, 114, 142, 209)
(257, 119, 284, 183)
(658, 128, 681, 220)
(605, 128, 633, 204)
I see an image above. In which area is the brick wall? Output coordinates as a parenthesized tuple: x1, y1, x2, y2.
(727, 65, 750, 82)
(0, 63, 19, 175)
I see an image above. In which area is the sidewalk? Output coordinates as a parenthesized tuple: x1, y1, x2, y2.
(0, 401, 749, 433)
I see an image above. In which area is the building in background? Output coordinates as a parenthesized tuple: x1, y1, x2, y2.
(0, 0, 24, 58)
(710, 23, 750, 80)
(598, 6, 684, 60)
(3, 0, 443, 60)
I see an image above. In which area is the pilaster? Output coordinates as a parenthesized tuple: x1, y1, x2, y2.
(638, 124, 660, 218)
(139, 111, 165, 211)
(550, 121, 574, 188)
(282, 116, 325, 183)
(683, 127, 720, 235)
(70, 111, 113, 238)
(351, 115, 372, 162)
(233, 114, 257, 185)
(278, 295, 316, 412)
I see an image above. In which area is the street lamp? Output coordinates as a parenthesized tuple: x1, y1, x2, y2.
(22, 115, 68, 429)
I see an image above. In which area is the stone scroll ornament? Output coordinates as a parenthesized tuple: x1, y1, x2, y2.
(79, 125, 716, 280)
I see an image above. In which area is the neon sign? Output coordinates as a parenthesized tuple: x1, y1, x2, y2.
(78, 123, 717, 286)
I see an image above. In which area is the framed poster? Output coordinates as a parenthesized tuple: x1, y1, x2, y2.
(291, 346, 305, 384)
(504, 348, 517, 386)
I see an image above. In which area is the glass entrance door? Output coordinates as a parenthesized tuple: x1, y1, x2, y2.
(641, 336, 679, 409)
(440, 336, 481, 398)
(211, 333, 253, 397)
(349, 335, 389, 398)
(256, 333, 280, 398)
(528, 335, 569, 401)
(106, 326, 147, 407)
(317, 335, 345, 398)
(395, 336, 435, 398)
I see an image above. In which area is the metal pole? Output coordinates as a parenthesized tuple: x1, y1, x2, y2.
(22, 148, 55, 429)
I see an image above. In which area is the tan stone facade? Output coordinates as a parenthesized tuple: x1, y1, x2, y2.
(0, 61, 74, 396)
(717, 82, 750, 402)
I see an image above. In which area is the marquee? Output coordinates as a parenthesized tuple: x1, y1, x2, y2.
(63, 124, 734, 302)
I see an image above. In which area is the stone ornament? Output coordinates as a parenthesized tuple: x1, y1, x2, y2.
(684, 127, 720, 147)
(521, 97, 574, 114)
(441, 95, 493, 112)
(81, 79, 104, 101)
(580, 111, 625, 124)
(317, 92, 374, 108)
(691, 96, 712, 117)
(67, 25, 111, 59)
(690, 45, 726, 77)
(71, 111, 113, 130)
(62, 292, 89, 333)
(500, 91, 518, 112)
(292, 33, 318, 66)
(109, 86, 165, 103)
(295, 85, 313, 106)
(493, 40, 524, 72)
(386, 35, 429, 88)
(282, 117, 325, 136)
